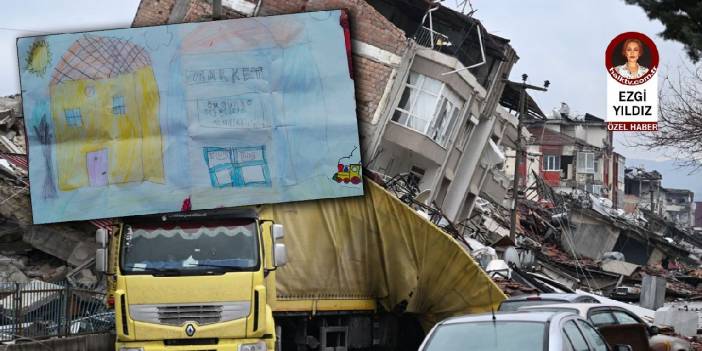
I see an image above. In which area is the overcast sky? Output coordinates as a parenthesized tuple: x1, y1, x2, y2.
(1, 0, 699, 193)
(0, 0, 141, 97)
(464, 0, 700, 194)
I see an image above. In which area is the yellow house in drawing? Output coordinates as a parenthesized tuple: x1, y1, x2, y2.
(49, 35, 164, 191)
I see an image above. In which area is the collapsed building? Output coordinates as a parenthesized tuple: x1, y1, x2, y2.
(625, 167, 696, 229)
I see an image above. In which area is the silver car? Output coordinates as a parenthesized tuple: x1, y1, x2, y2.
(418, 311, 632, 351)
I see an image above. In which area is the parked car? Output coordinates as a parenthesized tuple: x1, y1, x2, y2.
(498, 293, 601, 312)
(519, 303, 691, 351)
(418, 311, 633, 351)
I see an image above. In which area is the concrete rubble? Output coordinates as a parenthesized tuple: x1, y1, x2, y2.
(0, 95, 99, 289)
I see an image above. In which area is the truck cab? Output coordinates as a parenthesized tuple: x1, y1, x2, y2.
(96, 208, 286, 351)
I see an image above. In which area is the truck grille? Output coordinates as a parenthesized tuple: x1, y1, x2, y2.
(130, 301, 250, 326)
(158, 305, 222, 325)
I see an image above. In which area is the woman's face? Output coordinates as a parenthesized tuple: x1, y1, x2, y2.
(624, 42, 642, 63)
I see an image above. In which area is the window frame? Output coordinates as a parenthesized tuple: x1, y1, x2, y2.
(543, 154, 561, 171)
(392, 72, 465, 147)
(112, 95, 126, 115)
(64, 108, 82, 127)
(577, 152, 595, 173)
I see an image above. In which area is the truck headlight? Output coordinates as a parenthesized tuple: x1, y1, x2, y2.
(119, 348, 144, 351)
(239, 341, 267, 351)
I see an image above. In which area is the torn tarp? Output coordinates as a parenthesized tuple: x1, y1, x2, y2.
(263, 180, 506, 329)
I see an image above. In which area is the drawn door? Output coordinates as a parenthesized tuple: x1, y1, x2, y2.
(87, 149, 108, 187)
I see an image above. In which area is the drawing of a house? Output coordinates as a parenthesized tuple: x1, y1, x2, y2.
(49, 35, 164, 191)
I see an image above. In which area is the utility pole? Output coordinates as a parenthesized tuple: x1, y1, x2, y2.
(505, 74, 549, 242)
(213, 0, 222, 20)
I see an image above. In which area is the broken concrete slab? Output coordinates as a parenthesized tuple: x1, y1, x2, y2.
(601, 260, 640, 277)
(23, 225, 98, 266)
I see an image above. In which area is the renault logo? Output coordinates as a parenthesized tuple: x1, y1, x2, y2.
(185, 323, 196, 337)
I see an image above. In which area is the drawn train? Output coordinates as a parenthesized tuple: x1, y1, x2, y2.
(333, 163, 361, 184)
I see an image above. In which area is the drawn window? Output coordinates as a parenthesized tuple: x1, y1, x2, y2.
(204, 146, 271, 188)
(112, 96, 126, 115)
(64, 108, 82, 127)
(391, 72, 464, 147)
(543, 155, 561, 171)
(576, 152, 595, 173)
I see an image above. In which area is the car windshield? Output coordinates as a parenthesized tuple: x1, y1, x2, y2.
(423, 321, 546, 351)
(120, 219, 259, 275)
(499, 299, 565, 312)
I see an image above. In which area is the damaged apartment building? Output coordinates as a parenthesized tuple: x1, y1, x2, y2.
(131, 0, 525, 227)
(624, 167, 696, 229)
(507, 106, 626, 209)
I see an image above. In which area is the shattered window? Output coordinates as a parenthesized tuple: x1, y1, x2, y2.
(392, 72, 464, 147)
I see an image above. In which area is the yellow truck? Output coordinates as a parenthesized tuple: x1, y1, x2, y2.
(97, 181, 504, 351)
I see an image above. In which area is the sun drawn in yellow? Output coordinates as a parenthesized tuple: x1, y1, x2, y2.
(26, 39, 51, 77)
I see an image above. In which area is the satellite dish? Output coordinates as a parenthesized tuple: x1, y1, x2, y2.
(414, 189, 431, 204)
(503, 246, 521, 268)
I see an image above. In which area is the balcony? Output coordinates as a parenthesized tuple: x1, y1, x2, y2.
(413, 26, 453, 54)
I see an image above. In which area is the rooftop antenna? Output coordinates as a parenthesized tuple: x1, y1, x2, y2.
(454, 0, 477, 16)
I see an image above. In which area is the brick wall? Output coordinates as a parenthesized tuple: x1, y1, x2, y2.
(132, 0, 176, 26)
(259, 0, 406, 55)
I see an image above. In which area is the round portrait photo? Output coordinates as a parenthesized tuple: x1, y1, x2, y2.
(605, 32, 659, 85)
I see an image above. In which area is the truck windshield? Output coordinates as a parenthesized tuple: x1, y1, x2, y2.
(120, 219, 259, 275)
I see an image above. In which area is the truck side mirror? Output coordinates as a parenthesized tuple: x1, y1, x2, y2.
(96, 228, 108, 247)
(274, 243, 287, 267)
(272, 224, 284, 240)
(95, 248, 108, 272)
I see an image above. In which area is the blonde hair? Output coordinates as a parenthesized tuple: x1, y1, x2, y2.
(621, 38, 645, 57)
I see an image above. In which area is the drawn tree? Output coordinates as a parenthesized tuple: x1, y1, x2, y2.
(33, 115, 57, 198)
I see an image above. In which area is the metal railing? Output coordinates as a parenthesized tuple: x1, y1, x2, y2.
(0, 280, 113, 343)
(413, 26, 452, 53)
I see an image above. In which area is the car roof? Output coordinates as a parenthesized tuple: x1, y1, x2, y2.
(441, 311, 572, 324)
(518, 303, 603, 315)
(502, 293, 590, 302)
(520, 303, 644, 318)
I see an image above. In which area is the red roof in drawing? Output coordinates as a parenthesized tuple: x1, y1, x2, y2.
(50, 35, 151, 85)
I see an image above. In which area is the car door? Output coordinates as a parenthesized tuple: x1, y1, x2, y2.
(562, 318, 593, 351)
(575, 319, 608, 351)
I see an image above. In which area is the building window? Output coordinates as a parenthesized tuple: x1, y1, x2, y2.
(577, 152, 595, 173)
(64, 108, 82, 127)
(392, 72, 464, 146)
(543, 155, 561, 171)
(112, 96, 126, 115)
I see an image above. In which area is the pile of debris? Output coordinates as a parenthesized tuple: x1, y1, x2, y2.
(0, 94, 101, 290)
